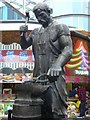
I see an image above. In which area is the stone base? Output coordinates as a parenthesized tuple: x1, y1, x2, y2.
(12, 98, 43, 120)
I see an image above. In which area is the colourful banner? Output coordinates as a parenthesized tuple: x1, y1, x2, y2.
(0, 50, 34, 62)
(65, 76, 89, 83)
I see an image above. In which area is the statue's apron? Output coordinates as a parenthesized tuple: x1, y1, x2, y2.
(32, 23, 67, 116)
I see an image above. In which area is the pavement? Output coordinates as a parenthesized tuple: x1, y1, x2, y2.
(0, 116, 90, 120)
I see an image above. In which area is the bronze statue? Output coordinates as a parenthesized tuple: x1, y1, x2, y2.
(19, 3, 73, 119)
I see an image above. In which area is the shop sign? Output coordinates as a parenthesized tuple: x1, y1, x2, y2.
(0, 50, 34, 62)
(74, 70, 89, 76)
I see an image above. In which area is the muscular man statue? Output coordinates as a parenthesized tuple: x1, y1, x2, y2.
(20, 3, 73, 120)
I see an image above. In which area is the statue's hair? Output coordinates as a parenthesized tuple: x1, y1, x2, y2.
(33, 3, 53, 14)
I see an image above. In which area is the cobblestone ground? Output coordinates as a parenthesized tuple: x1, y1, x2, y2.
(0, 117, 90, 120)
(0, 117, 7, 120)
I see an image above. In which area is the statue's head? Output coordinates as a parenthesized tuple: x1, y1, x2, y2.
(33, 3, 53, 27)
(33, 3, 53, 15)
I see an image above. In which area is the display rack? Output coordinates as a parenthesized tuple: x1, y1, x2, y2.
(0, 42, 34, 117)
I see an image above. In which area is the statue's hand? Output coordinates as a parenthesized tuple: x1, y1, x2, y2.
(47, 65, 62, 82)
(47, 64, 62, 77)
(19, 25, 28, 32)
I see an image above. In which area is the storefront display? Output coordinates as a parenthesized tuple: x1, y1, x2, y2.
(65, 37, 90, 118)
(0, 42, 34, 117)
(67, 101, 80, 118)
(0, 31, 90, 119)
(66, 83, 90, 118)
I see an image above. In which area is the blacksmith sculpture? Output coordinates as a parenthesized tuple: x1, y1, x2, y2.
(13, 3, 73, 120)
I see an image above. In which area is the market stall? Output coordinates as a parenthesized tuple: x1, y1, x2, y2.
(65, 30, 90, 118)
(1, 22, 90, 119)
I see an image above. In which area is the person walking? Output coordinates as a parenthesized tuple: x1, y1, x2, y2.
(77, 85, 86, 117)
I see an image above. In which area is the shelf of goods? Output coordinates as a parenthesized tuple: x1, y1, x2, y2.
(0, 42, 34, 117)
(67, 97, 80, 118)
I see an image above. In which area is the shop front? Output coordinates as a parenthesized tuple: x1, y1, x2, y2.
(1, 22, 90, 119)
(65, 32, 90, 118)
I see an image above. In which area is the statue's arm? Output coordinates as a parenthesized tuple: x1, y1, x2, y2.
(19, 25, 35, 50)
(20, 32, 33, 50)
(57, 35, 73, 67)
(55, 24, 73, 67)
(47, 24, 73, 77)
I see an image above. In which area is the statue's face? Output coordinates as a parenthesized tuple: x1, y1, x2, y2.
(34, 8, 50, 25)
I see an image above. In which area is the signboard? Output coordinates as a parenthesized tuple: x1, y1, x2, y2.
(0, 50, 34, 62)
(65, 39, 90, 76)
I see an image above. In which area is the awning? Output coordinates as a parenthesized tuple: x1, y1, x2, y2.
(0, 20, 41, 31)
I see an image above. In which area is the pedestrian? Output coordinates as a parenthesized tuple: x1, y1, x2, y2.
(77, 85, 86, 117)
